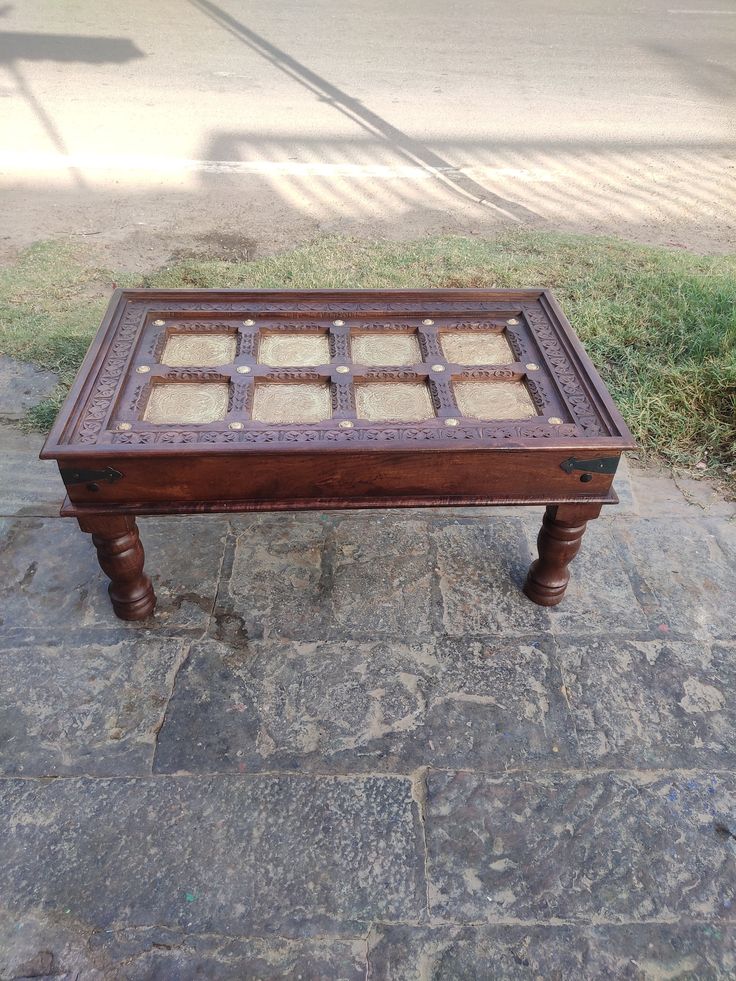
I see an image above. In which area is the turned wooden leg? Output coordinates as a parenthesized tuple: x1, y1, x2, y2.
(523, 503, 602, 607)
(77, 514, 156, 620)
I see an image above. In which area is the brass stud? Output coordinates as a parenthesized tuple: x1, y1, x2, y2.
(153, 319, 165, 326)
(333, 319, 345, 326)
(236, 365, 251, 374)
(548, 416, 563, 425)
(526, 363, 539, 371)
(338, 419, 354, 429)
(117, 422, 132, 431)
(431, 364, 445, 372)
(229, 421, 244, 430)
(445, 417, 459, 426)
(243, 319, 255, 326)
(336, 365, 350, 374)
(136, 365, 151, 373)
(507, 318, 519, 325)
(423, 318, 434, 325)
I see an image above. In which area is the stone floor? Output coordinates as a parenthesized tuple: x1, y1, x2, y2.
(1, 417, 735, 980)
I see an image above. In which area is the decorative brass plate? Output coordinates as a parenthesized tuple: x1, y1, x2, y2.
(351, 333, 421, 366)
(454, 380, 537, 420)
(252, 382, 332, 424)
(143, 383, 230, 425)
(161, 333, 237, 367)
(258, 333, 330, 367)
(355, 382, 435, 422)
(440, 331, 513, 365)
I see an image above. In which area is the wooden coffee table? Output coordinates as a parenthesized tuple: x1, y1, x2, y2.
(41, 288, 634, 620)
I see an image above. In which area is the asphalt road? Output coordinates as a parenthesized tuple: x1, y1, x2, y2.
(1, 0, 735, 264)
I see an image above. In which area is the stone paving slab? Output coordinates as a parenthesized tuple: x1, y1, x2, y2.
(2, 916, 732, 981)
(225, 513, 328, 641)
(108, 930, 365, 981)
(330, 515, 436, 637)
(1, 774, 424, 938)
(0, 910, 367, 981)
(225, 512, 438, 641)
(99, 929, 367, 981)
(0, 635, 188, 777)
(154, 635, 576, 774)
(226, 510, 633, 644)
(708, 513, 736, 570)
(425, 769, 736, 923)
(613, 517, 736, 640)
(559, 636, 736, 770)
(367, 922, 734, 980)
(0, 423, 63, 518)
(631, 461, 736, 520)
(610, 453, 638, 515)
(432, 518, 551, 636)
(1, 515, 229, 638)
(534, 518, 649, 636)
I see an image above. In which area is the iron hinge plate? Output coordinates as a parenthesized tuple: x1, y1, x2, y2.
(60, 466, 123, 486)
(560, 456, 619, 475)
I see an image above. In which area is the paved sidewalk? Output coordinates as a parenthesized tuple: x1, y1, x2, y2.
(1, 418, 735, 979)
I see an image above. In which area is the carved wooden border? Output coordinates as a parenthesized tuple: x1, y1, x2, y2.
(67, 294, 616, 448)
(521, 303, 606, 436)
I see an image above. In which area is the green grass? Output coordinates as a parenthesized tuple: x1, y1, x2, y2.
(1, 232, 734, 487)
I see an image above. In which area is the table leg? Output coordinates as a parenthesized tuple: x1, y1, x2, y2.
(523, 502, 602, 607)
(77, 514, 156, 620)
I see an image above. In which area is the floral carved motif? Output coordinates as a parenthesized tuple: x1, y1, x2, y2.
(164, 321, 238, 332)
(329, 332, 351, 360)
(255, 322, 326, 331)
(238, 332, 258, 358)
(263, 370, 323, 381)
(523, 378, 549, 414)
(521, 305, 606, 435)
(351, 322, 416, 331)
(331, 382, 355, 413)
(427, 380, 452, 413)
(75, 303, 147, 443)
(162, 370, 229, 382)
(417, 330, 442, 360)
(361, 369, 421, 381)
(458, 368, 519, 381)
(146, 300, 515, 317)
(447, 321, 507, 331)
(126, 382, 149, 415)
(110, 419, 581, 445)
(229, 383, 251, 415)
(503, 329, 525, 363)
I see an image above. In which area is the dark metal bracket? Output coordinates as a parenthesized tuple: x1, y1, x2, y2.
(60, 466, 123, 486)
(560, 456, 619, 475)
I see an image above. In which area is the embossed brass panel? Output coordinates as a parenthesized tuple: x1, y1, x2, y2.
(351, 333, 421, 366)
(143, 383, 230, 424)
(161, 333, 237, 367)
(440, 331, 513, 365)
(355, 382, 435, 422)
(258, 333, 330, 367)
(252, 382, 331, 424)
(454, 380, 537, 420)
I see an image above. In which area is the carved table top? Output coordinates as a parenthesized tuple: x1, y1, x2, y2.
(42, 288, 634, 460)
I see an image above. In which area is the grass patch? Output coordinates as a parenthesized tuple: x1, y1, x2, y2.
(1, 232, 734, 487)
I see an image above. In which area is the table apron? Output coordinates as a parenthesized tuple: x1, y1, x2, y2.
(57, 449, 619, 508)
